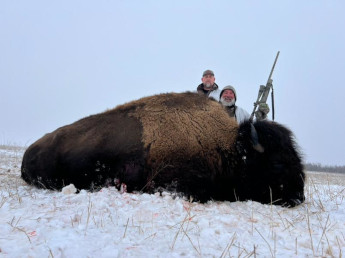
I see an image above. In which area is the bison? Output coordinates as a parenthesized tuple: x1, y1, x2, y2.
(21, 92, 305, 207)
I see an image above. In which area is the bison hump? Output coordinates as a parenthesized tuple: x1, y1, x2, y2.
(118, 92, 238, 162)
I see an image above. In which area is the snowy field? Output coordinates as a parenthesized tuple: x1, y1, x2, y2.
(1, 145, 344, 257)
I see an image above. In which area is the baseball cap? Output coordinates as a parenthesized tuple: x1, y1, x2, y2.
(202, 70, 214, 77)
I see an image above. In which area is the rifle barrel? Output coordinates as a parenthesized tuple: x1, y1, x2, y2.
(267, 51, 280, 84)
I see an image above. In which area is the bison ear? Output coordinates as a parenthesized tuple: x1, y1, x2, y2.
(250, 123, 264, 153)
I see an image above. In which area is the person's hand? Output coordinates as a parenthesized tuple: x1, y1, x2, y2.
(255, 103, 270, 120)
(258, 103, 269, 115)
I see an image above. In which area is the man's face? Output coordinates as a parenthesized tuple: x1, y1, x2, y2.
(220, 89, 236, 106)
(202, 74, 215, 88)
(222, 90, 235, 101)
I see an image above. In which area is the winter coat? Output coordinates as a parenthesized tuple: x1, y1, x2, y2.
(224, 105, 250, 124)
(197, 83, 220, 99)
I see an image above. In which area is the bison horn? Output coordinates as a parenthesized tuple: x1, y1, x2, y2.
(250, 123, 264, 153)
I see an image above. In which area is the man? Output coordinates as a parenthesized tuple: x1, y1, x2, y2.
(197, 70, 219, 99)
(219, 85, 269, 123)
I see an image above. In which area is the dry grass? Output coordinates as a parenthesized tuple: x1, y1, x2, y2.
(306, 171, 345, 185)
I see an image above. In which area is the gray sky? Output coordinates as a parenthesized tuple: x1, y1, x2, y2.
(1, 1, 344, 165)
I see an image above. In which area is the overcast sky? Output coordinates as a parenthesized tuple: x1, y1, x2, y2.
(1, 1, 344, 166)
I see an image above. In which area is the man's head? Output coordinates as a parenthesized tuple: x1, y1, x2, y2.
(220, 85, 237, 107)
(201, 70, 215, 89)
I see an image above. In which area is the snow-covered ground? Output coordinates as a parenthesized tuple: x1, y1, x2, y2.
(1, 146, 344, 257)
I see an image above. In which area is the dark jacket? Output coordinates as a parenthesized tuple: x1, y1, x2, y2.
(197, 83, 219, 97)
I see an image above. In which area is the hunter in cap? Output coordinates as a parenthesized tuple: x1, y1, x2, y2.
(197, 69, 219, 99)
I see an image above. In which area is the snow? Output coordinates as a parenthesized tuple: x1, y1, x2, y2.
(1, 146, 344, 257)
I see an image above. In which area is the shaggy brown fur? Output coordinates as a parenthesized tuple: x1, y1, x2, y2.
(118, 92, 238, 169)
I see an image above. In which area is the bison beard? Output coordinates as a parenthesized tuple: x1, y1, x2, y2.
(21, 92, 305, 207)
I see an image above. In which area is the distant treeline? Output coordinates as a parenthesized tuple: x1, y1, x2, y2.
(304, 163, 345, 174)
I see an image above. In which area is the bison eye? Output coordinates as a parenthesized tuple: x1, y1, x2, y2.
(280, 184, 284, 190)
(242, 156, 247, 160)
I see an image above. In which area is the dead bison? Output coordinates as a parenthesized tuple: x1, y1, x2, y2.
(21, 92, 305, 207)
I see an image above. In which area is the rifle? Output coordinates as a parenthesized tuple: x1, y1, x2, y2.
(249, 51, 280, 122)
